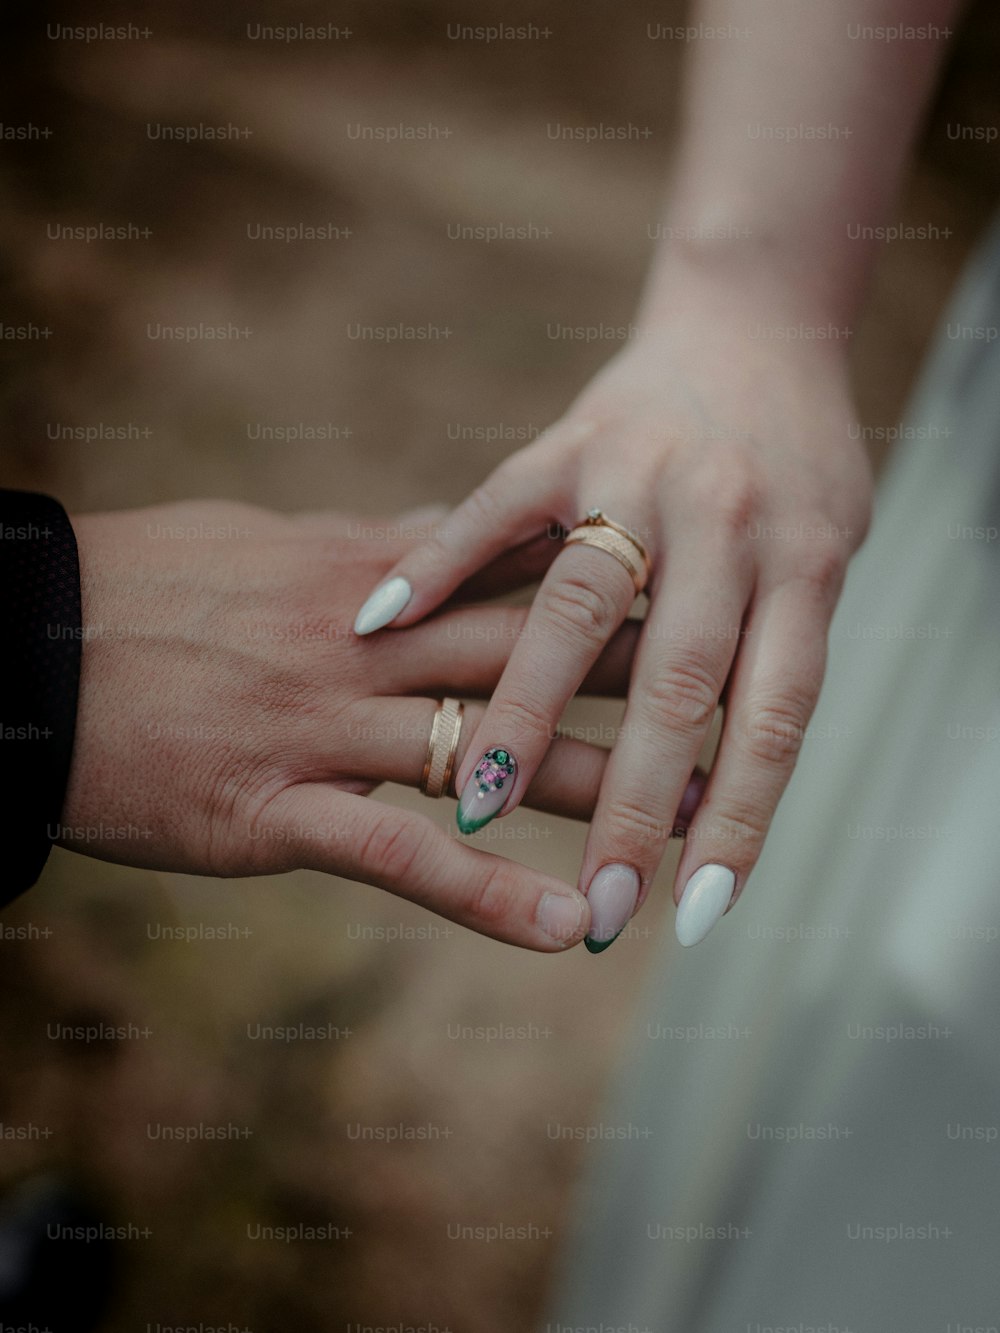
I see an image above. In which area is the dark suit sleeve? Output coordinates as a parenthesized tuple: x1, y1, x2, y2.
(0, 490, 82, 907)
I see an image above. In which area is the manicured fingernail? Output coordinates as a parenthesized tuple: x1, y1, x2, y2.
(353, 576, 412, 636)
(538, 891, 586, 947)
(675, 864, 735, 947)
(456, 747, 517, 834)
(584, 863, 640, 954)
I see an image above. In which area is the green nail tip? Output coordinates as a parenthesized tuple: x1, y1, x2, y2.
(455, 806, 498, 836)
(584, 930, 623, 955)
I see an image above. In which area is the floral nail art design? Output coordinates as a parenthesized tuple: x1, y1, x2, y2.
(456, 747, 518, 834)
(476, 748, 515, 793)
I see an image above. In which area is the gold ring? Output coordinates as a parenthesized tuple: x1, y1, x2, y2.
(421, 697, 464, 798)
(563, 508, 652, 595)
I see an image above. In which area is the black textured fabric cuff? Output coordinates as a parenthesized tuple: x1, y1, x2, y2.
(0, 490, 82, 906)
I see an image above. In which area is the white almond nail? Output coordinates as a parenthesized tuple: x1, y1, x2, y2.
(353, 577, 412, 636)
(675, 864, 735, 947)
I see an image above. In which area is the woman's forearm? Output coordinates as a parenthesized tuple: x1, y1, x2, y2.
(641, 0, 966, 329)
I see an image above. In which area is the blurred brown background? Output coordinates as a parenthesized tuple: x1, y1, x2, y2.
(2, 2, 999, 1329)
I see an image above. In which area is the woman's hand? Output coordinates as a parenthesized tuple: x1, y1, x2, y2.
(61, 500, 681, 952)
(353, 270, 873, 946)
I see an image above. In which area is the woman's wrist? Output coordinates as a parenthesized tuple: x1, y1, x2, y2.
(635, 227, 866, 358)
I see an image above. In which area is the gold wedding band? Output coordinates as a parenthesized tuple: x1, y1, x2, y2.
(420, 697, 464, 798)
(563, 508, 652, 595)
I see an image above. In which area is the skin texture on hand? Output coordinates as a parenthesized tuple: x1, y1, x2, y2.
(60, 500, 697, 952)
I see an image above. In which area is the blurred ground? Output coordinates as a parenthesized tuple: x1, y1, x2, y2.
(2, 2, 1000, 1330)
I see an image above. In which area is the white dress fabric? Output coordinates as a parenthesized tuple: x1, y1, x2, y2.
(546, 215, 1000, 1331)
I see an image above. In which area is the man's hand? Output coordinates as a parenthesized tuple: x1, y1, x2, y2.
(59, 501, 670, 951)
